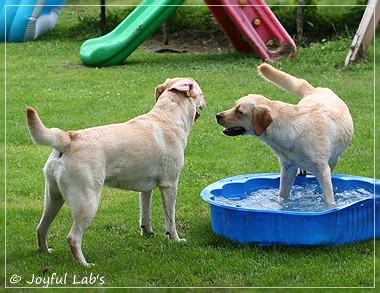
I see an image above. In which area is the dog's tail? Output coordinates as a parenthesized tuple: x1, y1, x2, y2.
(26, 107, 71, 153)
(257, 63, 315, 98)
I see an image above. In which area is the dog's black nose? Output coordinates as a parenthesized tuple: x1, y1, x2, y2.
(216, 112, 223, 121)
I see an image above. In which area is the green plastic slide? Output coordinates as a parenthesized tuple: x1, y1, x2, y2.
(79, 0, 184, 67)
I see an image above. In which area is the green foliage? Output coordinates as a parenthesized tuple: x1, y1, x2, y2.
(167, 5, 214, 32)
(52, 2, 367, 44)
(76, 7, 134, 36)
(272, 0, 366, 45)
(65, 7, 135, 40)
(49, 6, 217, 41)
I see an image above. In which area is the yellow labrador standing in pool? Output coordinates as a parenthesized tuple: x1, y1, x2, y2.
(216, 64, 353, 206)
(27, 78, 205, 267)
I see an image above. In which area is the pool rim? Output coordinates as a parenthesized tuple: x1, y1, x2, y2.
(200, 173, 379, 216)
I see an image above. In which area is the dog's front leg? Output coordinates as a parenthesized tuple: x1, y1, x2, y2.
(279, 164, 298, 199)
(159, 185, 186, 242)
(139, 191, 154, 235)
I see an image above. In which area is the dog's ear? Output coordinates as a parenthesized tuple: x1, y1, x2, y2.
(155, 78, 172, 102)
(252, 106, 273, 136)
(169, 79, 195, 98)
(154, 83, 166, 102)
(155, 84, 165, 102)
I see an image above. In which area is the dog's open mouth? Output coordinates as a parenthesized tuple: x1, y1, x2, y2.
(195, 104, 205, 122)
(194, 111, 200, 122)
(223, 127, 246, 136)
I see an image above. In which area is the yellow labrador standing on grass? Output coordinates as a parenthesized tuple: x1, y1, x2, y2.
(27, 78, 205, 267)
(216, 64, 353, 206)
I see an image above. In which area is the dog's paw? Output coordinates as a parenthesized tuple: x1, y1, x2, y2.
(325, 202, 336, 208)
(39, 247, 54, 253)
(140, 225, 154, 236)
(166, 231, 187, 242)
(141, 231, 155, 238)
(170, 237, 187, 243)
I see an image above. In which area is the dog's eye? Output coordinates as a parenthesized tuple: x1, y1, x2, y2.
(236, 107, 243, 115)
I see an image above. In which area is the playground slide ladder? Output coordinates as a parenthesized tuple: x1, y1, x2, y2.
(344, 0, 379, 66)
(204, 0, 296, 61)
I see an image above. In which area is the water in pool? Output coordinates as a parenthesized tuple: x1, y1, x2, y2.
(214, 183, 373, 212)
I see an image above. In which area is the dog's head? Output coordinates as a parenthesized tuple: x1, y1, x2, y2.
(216, 95, 273, 136)
(155, 78, 206, 121)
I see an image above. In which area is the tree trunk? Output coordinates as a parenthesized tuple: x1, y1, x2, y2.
(100, 0, 106, 35)
(296, 0, 304, 45)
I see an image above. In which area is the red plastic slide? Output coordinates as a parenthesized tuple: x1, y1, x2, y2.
(204, 0, 296, 61)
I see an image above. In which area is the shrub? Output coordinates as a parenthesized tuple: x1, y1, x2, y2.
(272, 0, 366, 45)
(60, 1, 367, 45)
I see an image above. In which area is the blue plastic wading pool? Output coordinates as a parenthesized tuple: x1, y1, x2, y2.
(200, 173, 379, 246)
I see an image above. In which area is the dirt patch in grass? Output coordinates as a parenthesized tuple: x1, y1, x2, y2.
(140, 28, 232, 54)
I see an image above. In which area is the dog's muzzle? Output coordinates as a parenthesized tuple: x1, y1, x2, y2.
(216, 112, 246, 136)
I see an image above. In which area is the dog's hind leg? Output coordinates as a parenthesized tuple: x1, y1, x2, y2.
(140, 191, 154, 235)
(159, 184, 186, 242)
(329, 158, 338, 172)
(279, 165, 298, 199)
(314, 165, 335, 206)
(36, 178, 64, 253)
(66, 190, 101, 267)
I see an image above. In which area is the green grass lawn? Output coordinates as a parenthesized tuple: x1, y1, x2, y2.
(4, 4, 377, 290)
